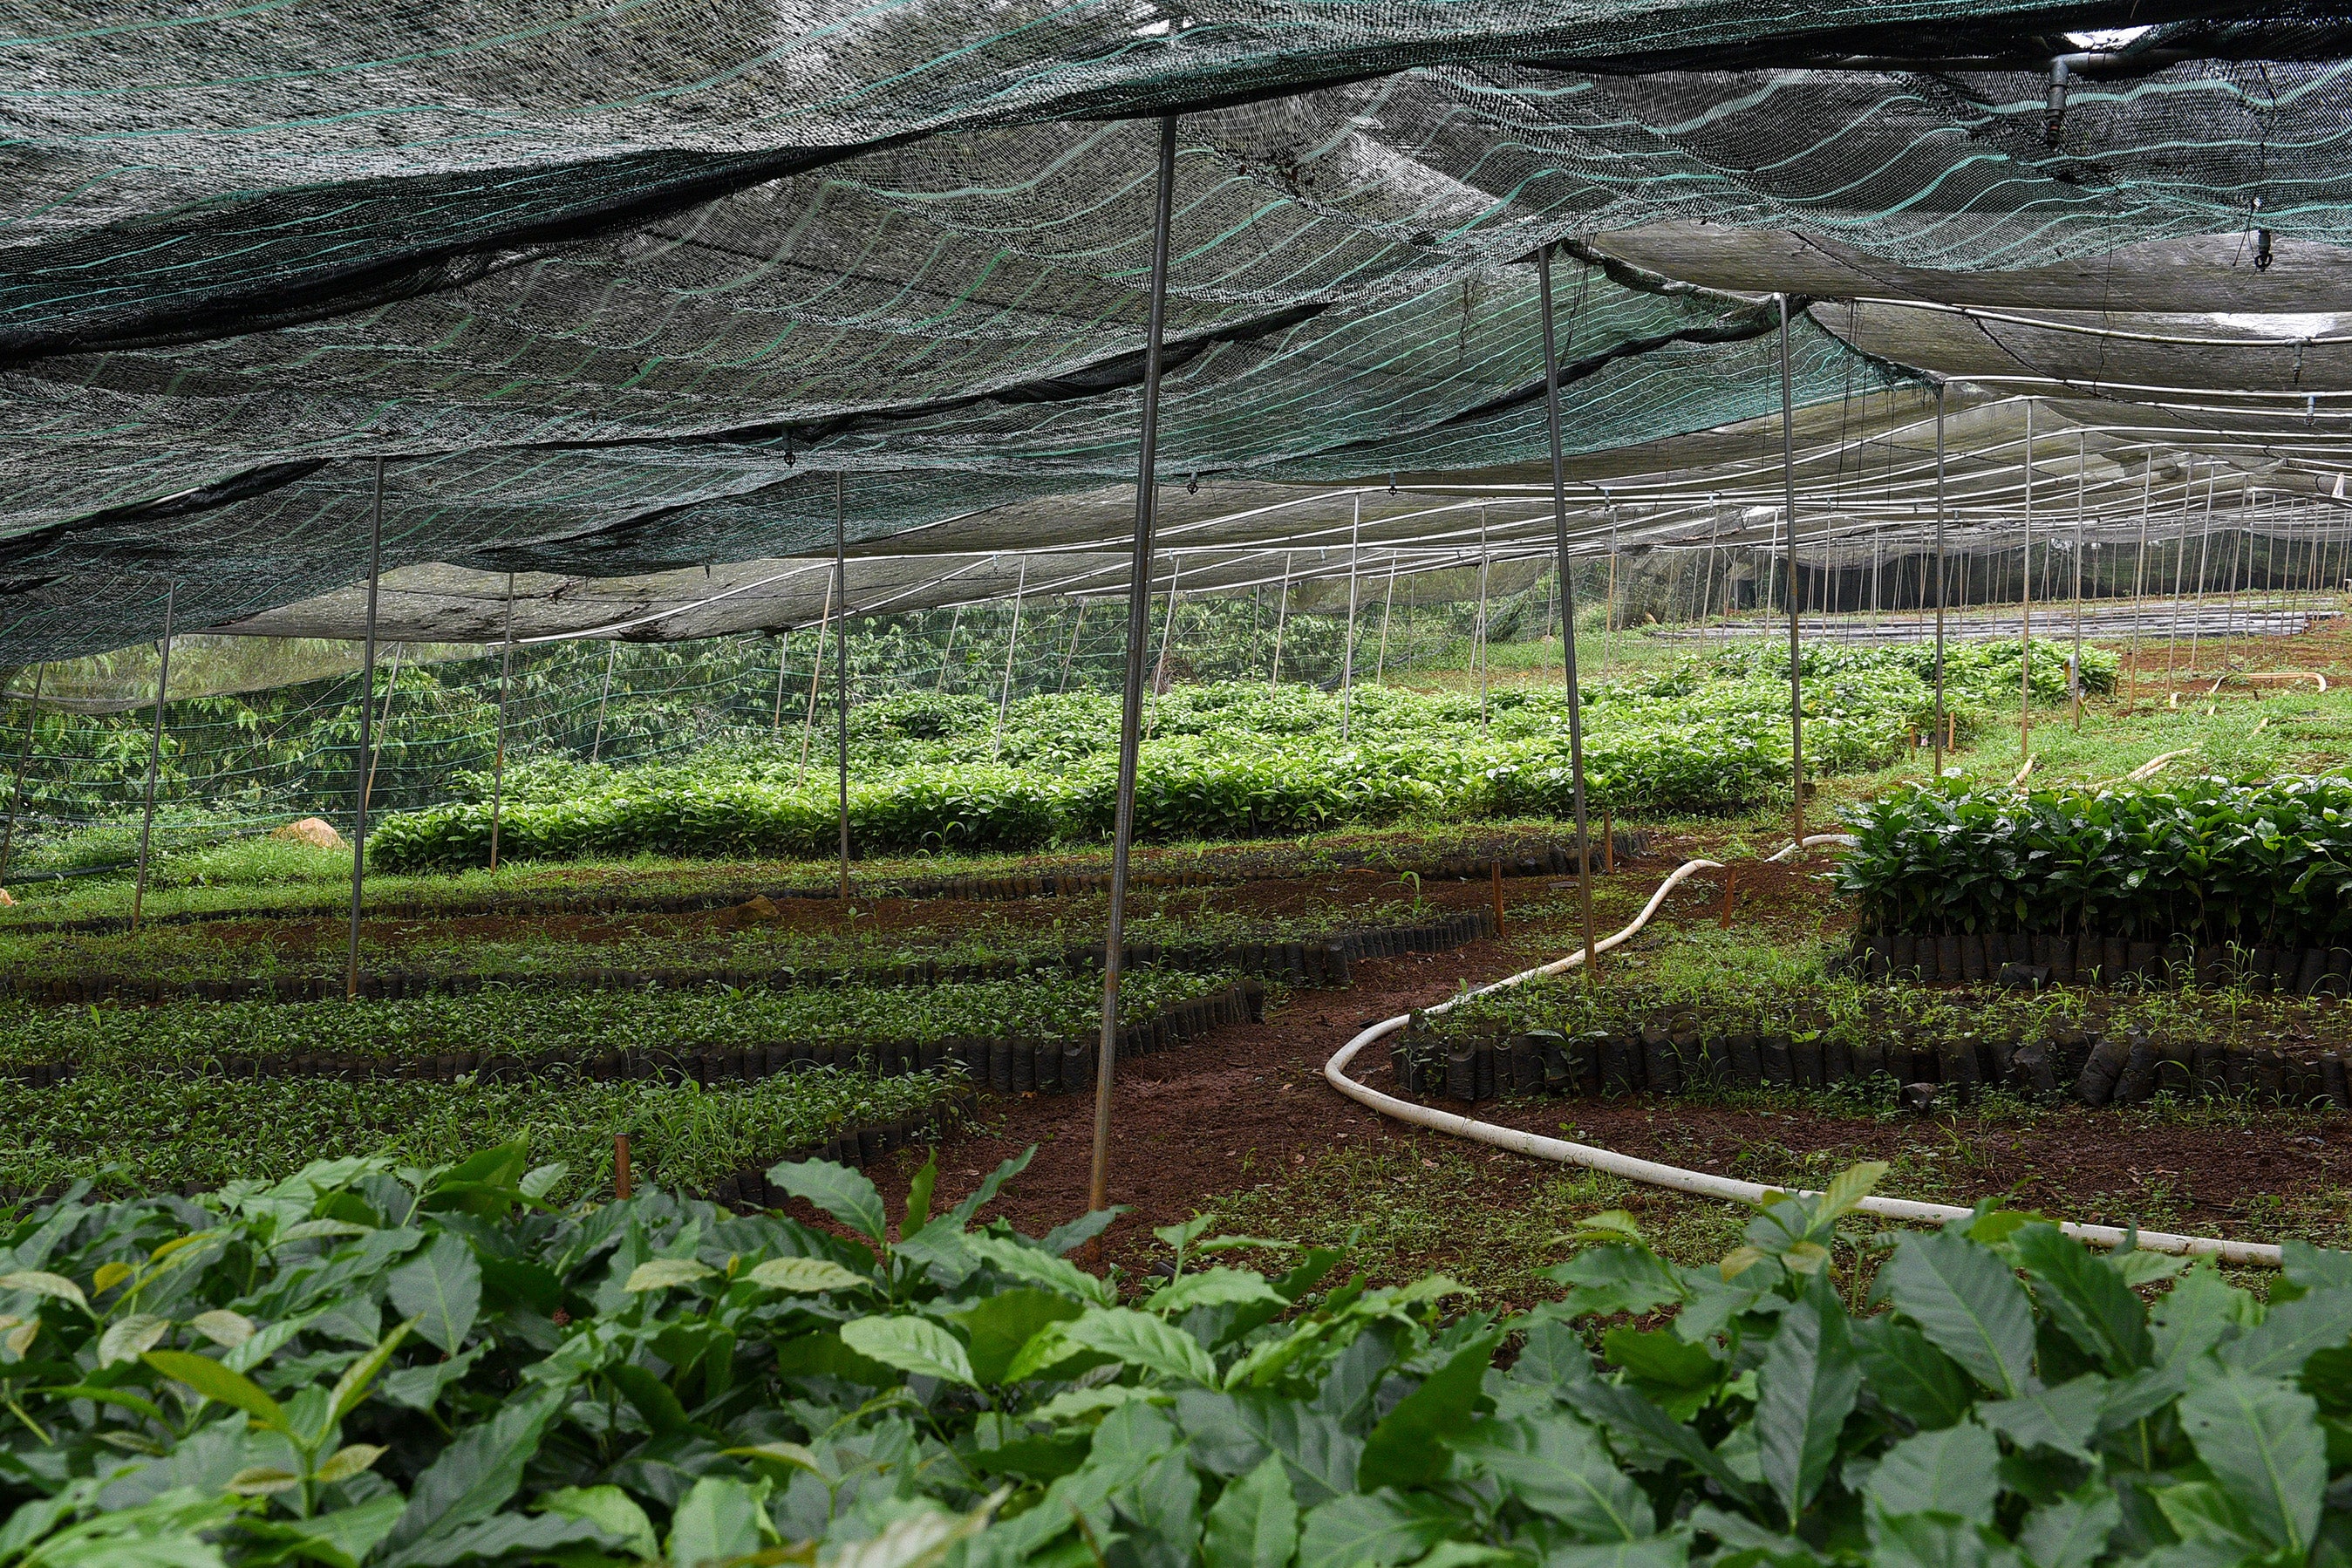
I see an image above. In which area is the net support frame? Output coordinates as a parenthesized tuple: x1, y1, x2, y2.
(992, 553, 1026, 760)
(1779, 294, 1804, 845)
(835, 468, 849, 905)
(131, 585, 176, 931)
(0, 662, 44, 893)
(1537, 241, 1599, 986)
(2071, 432, 2087, 731)
(1090, 112, 1178, 1221)
(2020, 399, 2034, 758)
(490, 571, 514, 872)
(1340, 497, 1360, 740)
(1931, 385, 1948, 778)
(345, 458, 384, 997)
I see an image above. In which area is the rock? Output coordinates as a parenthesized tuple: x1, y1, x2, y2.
(269, 817, 347, 850)
(0, 887, 15, 905)
(1899, 1081, 1945, 1115)
(715, 895, 783, 930)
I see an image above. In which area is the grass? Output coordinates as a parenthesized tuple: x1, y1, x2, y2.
(0, 1066, 955, 1203)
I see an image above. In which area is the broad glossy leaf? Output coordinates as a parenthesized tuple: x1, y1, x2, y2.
(1061, 1306, 1217, 1386)
(839, 1315, 978, 1387)
(767, 1158, 889, 1244)
(1358, 1333, 1500, 1490)
(1881, 1231, 2035, 1397)
(950, 1289, 1083, 1387)
(666, 1476, 768, 1568)
(1296, 1490, 1458, 1568)
(962, 1234, 1114, 1306)
(533, 1486, 657, 1562)
(2016, 1489, 2120, 1568)
(96, 1313, 169, 1369)
(1851, 1316, 1973, 1431)
(385, 1234, 481, 1354)
(1145, 1266, 1285, 1317)
(1977, 1375, 2104, 1461)
(2219, 1287, 2352, 1381)
(1462, 1410, 1653, 1541)
(747, 1255, 867, 1294)
(1755, 1287, 1861, 1521)
(0, 1271, 88, 1312)
(378, 1387, 566, 1566)
(1203, 1455, 1299, 1568)
(2011, 1224, 2148, 1374)
(141, 1350, 290, 1434)
(2178, 1367, 2327, 1554)
(1864, 1421, 2000, 1524)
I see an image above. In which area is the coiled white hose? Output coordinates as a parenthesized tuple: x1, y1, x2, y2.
(1323, 837, 2284, 1268)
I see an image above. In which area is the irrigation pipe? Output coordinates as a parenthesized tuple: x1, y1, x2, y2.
(1322, 836, 2285, 1267)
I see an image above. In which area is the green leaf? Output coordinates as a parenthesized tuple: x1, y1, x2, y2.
(2151, 1265, 2248, 1373)
(242, 1494, 406, 1568)
(390, 1511, 616, 1568)
(379, 1387, 566, 1566)
(2219, 1286, 2352, 1380)
(1061, 1306, 1218, 1386)
(2011, 1224, 2149, 1375)
(1297, 1490, 1457, 1568)
(1882, 1231, 2036, 1397)
(96, 1313, 170, 1369)
(747, 1256, 868, 1294)
(1977, 1374, 2105, 1461)
(385, 1234, 481, 1355)
(1754, 1286, 1861, 1522)
(1462, 1410, 1654, 1541)
(1864, 1421, 2001, 1525)
(767, 1157, 890, 1244)
(1852, 1316, 1973, 1431)
(2016, 1489, 2121, 1568)
(1603, 1327, 1721, 1415)
(904, 1156, 938, 1234)
(141, 1349, 291, 1434)
(839, 1315, 978, 1387)
(1145, 1266, 1286, 1317)
(950, 1289, 1083, 1387)
(1358, 1333, 1500, 1490)
(0, 1271, 89, 1312)
(665, 1476, 769, 1568)
(947, 1148, 1037, 1229)
(1203, 1455, 1299, 1568)
(535, 1487, 656, 1562)
(327, 1317, 416, 1428)
(963, 1234, 1114, 1306)
(621, 1258, 717, 1294)
(1865, 1509, 2006, 1568)
(187, 1311, 254, 1349)
(1541, 1244, 1687, 1319)
(2178, 1367, 2327, 1554)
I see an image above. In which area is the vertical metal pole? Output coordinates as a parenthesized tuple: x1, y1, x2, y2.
(1537, 242, 1599, 985)
(1779, 295, 1805, 843)
(2167, 469, 2193, 682)
(346, 459, 385, 996)
(2070, 433, 2087, 730)
(1870, 519, 1883, 637)
(1057, 599, 1089, 693)
(1931, 386, 1949, 778)
(796, 575, 834, 781)
(132, 587, 176, 931)
(1602, 506, 1619, 678)
(1267, 550, 1292, 690)
(835, 469, 849, 903)
(935, 604, 963, 692)
(2188, 470, 2217, 672)
(0, 661, 44, 892)
(1091, 113, 1178, 1218)
(589, 643, 616, 762)
(490, 573, 514, 871)
(1340, 497, 1361, 739)
(1475, 505, 1491, 732)
(364, 643, 404, 808)
(992, 555, 1026, 759)
(1149, 553, 1183, 733)
(1702, 499, 1724, 641)
(2126, 460, 2152, 710)
(1374, 553, 1398, 683)
(2020, 400, 2033, 758)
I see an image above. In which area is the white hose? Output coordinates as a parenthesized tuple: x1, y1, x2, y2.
(1324, 836, 2284, 1267)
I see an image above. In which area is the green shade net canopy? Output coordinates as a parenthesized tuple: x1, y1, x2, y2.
(6, 4, 2352, 662)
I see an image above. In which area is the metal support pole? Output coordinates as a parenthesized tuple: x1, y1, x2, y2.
(935, 605, 963, 692)
(589, 642, 616, 762)
(1340, 497, 1361, 740)
(346, 459, 385, 996)
(771, 631, 791, 735)
(1932, 386, 1949, 778)
(1537, 242, 1599, 985)
(490, 573, 515, 871)
(364, 642, 404, 809)
(2167, 469, 2193, 683)
(1475, 505, 1491, 733)
(0, 661, 44, 892)
(1778, 294, 1805, 842)
(1090, 112, 1177, 1219)
(1702, 499, 1724, 642)
(796, 575, 834, 782)
(992, 555, 1027, 760)
(1374, 554, 1398, 683)
(1267, 550, 1292, 690)
(2020, 400, 2033, 759)
(835, 469, 849, 903)
(2126, 460, 2152, 710)
(1603, 506, 1619, 678)
(1149, 553, 1183, 733)
(132, 586, 177, 931)
(2070, 433, 2087, 730)
(1057, 599, 1089, 693)
(2187, 470, 2217, 673)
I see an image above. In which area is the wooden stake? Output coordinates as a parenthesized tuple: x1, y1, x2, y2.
(1490, 859, 1505, 938)
(614, 1134, 632, 1200)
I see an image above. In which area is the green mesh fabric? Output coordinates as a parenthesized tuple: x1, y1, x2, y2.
(3, 9, 2348, 660)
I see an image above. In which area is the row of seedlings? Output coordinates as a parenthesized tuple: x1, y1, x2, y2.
(1858, 929, 2352, 996)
